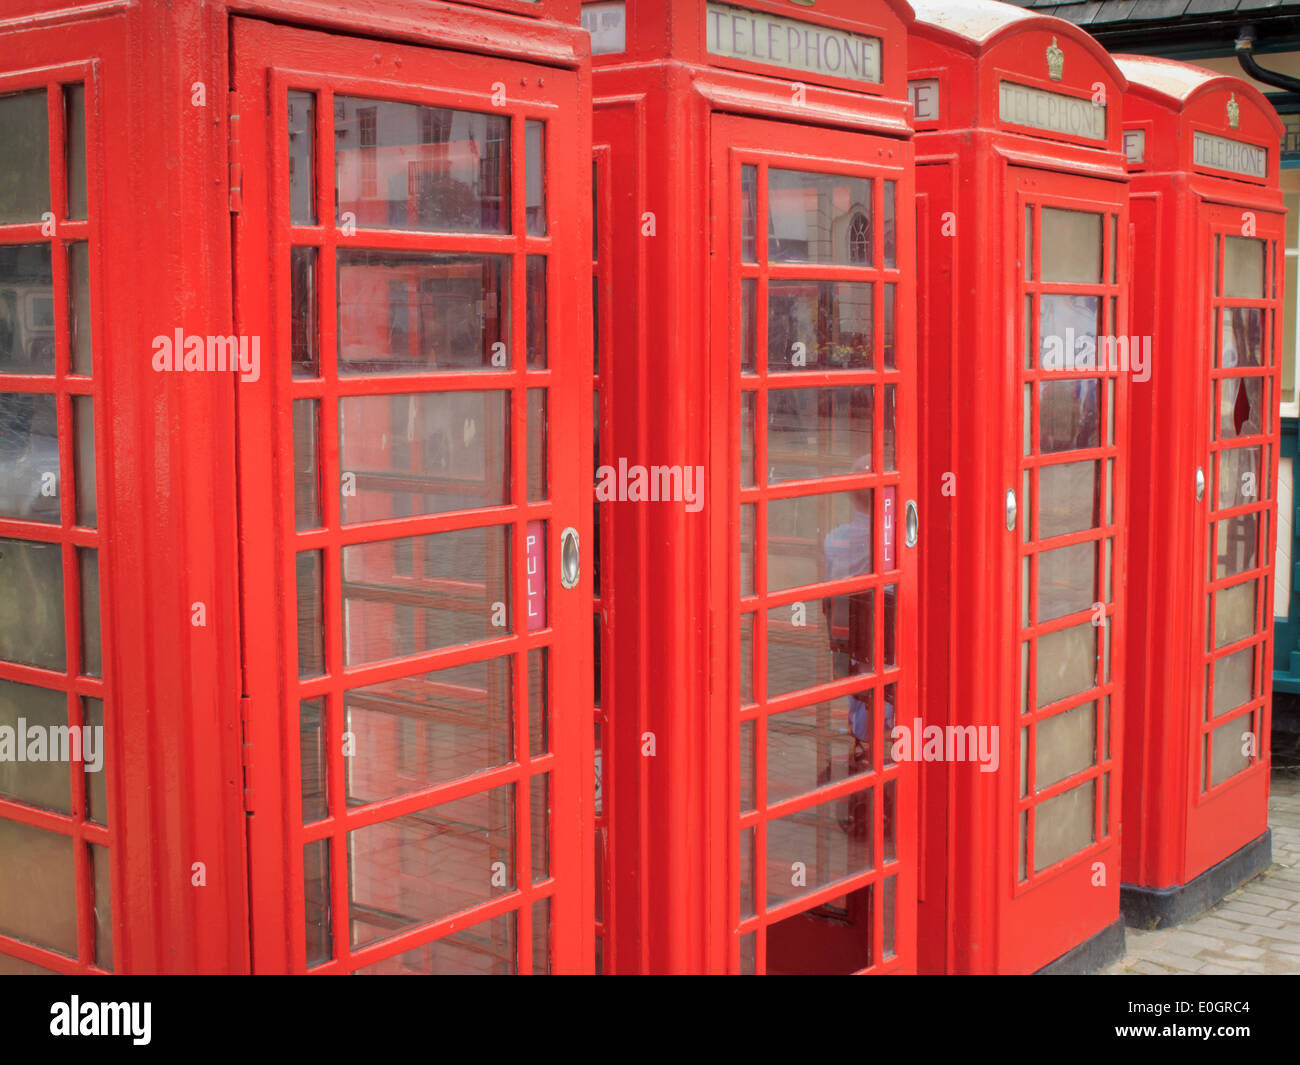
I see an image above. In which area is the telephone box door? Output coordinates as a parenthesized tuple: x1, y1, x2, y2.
(1187, 203, 1283, 877)
(233, 18, 593, 974)
(712, 113, 918, 974)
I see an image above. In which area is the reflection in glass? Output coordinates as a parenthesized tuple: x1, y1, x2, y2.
(1214, 581, 1256, 648)
(768, 281, 871, 371)
(0, 537, 65, 671)
(1039, 379, 1100, 454)
(341, 525, 510, 666)
(337, 251, 509, 373)
(339, 391, 507, 522)
(768, 490, 872, 593)
(288, 91, 316, 225)
(355, 912, 517, 974)
(304, 838, 332, 966)
(336, 98, 509, 233)
(527, 389, 546, 503)
(349, 784, 515, 947)
(0, 244, 55, 374)
(1221, 307, 1263, 368)
(883, 181, 896, 269)
(767, 790, 872, 907)
(0, 677, 70, 812)
(1038, 294, 1099, 370)
(529, 647, 548, 756)
(767, 387, 871, 483)
(527, 256, 547, 369)
(291, 246, 318, 377)
(1217, 513, 1258, 579)
(766, 691, 873, 804)
(1218, 446, 1261, 510)
(531, 772, 549, 883)
(344, 655, 512, 805)
(767, 592, 874, 698)
(768, 169, 872, 265)
(0, 392, 59, 523)
(0, 91, 50, 224)
(1220, 376, 1263, 440)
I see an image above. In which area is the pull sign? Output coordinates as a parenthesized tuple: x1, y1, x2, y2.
(560, 526, 580, 590)
(882, 488, 896, 570)
(526, 520, 546, 630)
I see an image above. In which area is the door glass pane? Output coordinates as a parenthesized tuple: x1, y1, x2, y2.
(291, 246, 318, 377)
(1213, 645, 1254, 716)
(65, 85, 87, 221)
(1040, 208, 1102, 284)
(1220, 376, 1263, 438)
(0, 91, 50, 224)
(336, 98, 509, 233)
(68, 241, 92, 376)
(1210, 716, 1253, 786)
(766, 386, 872, 482)
(1039, 461, 1099, 538)
(1039, 379, 1100, 453)
(357, 911, 517, 974)
(0, 392, 59, 522)
(73, 397, 95, 530)
(91, 842, 111, 970)
(0, 819, 75, 955)
(1214, 581, 1256, 648)
(296, 550, 325, 677)
(0, 244, 55, 374)
(1035, 700, 1096, 790)
(526, 256, 547, 369)
(883, 181, 896, 269)
(0, 678, 70, 812)
(766, 790, 872, 907)
(1223, 236, 1265, 299)
(767, 593, 872, 698)
(766, 692, 872, 803)
(339, 391, 508, 521)
(1038, 294, 1099, 370)
(337, 251, 509, 374)
(1217, 512, 1259, 578)
(741, 164, 757, 262)
(768, 169, 872, 265)
(767, 489, 872, 592)
(1037, 541, 1096, 622)
(1033, 778, 1095, 872)
(1035, 621, 1096, 708)
(300, 697, 327, 823)
(767, 883, 874, 975)
(343, 654, 512, 804)
(83, 696, 106, 825)
(768, 282, 871, 371)
(525, 120, 546, 236)
(0, 537, 65, 671)
(304, 838, 332, 966)
(1221, 307, 1263, 368)
(293, 399, 320, 531)
(1218, 446, 1261, 510)
(288, 90, 317, 225)
(79, 547, 100, 677)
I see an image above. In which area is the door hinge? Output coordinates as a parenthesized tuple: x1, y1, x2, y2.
(239, 695, 255, 812)
(228, 91, 243, 214)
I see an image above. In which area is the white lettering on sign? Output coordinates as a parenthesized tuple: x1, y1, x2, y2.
(705, 3, 881, 83)
(909, 79, 939, 122)
(1123, 128, 1145, 164)
(581, 2, 626, 56)
(998, 80, 1106, 141)
(1193, 131, 1267, 178)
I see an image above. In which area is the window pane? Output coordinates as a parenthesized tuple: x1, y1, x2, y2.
(304, 838, 332, 966)
(1210, 715, 1254, 786)
(740, 164, 757, 263)
(767, 386, 872, 483)
(1220, 376, 1264, 439)
(766, 692, 873, 803)
(1036, 621, 1096, 708)
(79, 547, 100, 677)
(296, 550, 325, 677)
(1218, 446, 1262, 510)
(300, 697, 327, 823)
(65, 85, 87, 221)
(0, 537, 65, 671)
(766, 790, 872, 907)
(526, 256, 546, 369)
(1221, 307, 1263, 368)
(767, 593, 873, 698)
(0, 392, 60, 522)
(768, 490, 872, 593)
(1035, 700, 1096, 790)
(91, 842, 111, 970)
(769, 281, 872, 372)
(0, 244, 55, 374)
(288, 91, 316, 225)
(1224, 236, 1265, 299)
(1039, 379, 1100, 454)
(1038, 294, 1099, 370)
(291, 246, 318, 377)
(1217, 512, 1259, 579)
(293, 399, 320, 531)
(1039, 461, 1099, 539)
(0, 91, 50, 224)
(355, 911, 517, 974)
(1041, 208, 1102, 284)
(1033, 778, 1095, 872)
(1214, 581, 1257, 648)
(83, 696, 106, 825)
(1037, 541, 1096, 623)
(68, 242, 92, 376)
(336, 98, 509, 233)
(0, 678, 70, 812)
(525, 120, 545, 236)
(1213, 645, 1254, 716)
(0, 819, 75, 956)
(768, 169, 872, 265)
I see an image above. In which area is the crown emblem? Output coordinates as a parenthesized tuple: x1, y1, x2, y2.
(1046, 37, 1064, 81)
(1227, 93, 1240, 129)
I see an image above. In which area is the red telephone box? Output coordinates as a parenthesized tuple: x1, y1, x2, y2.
(591, 0, 919, 974)
(1116, 55, 1284, 927)
(910, 0, 1130, 973)
(0, 0, 594, 974)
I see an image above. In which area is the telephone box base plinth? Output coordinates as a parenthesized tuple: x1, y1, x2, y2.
(1120, 831, 1272, 930)
(1035, 919, 1127, 975)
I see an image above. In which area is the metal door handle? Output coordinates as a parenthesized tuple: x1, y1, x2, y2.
(1006, 489, 1017, 532)
(560, 526, 580, 589)
(1195, 466, 1205, 502)
(905, 500, 919, 548)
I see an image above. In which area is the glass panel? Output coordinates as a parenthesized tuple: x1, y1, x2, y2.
(304, 838, 332, 966)
(883, 385, 896, 473)
(1024, 207, 1034, 282)
(1109, 215, 1117, 285)
(1219, 376, 1265, 439)
(883, 181, 896, 269)
(72, 396, 95, 528)
(1038, 294, 1099, 370)
(0, 245, 55, 374)
(767, 386, 872, 483)
(884, 283, 896, 371)
(740, 613, 754, 705)
(1037, 541, 1096, 622)
(1213, 645, 1254, 717)
(1036, 622, 1096, 708)
(1039, 379, 1100, 453)
(0, 537, 65, 671)
(883, 875, 896, 959)
(1033, 778, 1095, 872)
(1214, 581, 1256, 648)
(741, 392, 756, 488)
(740, 503, 755, 597)
(740, 826, 754, 919)
(767, 882, 873, 975)
(883, 583, 896, 665)
(1223, 236, 1265, 299)
(79, 547, 100, 677)
(288, 90, 316, 225)
(883, 779, 896, 862)
(356, 911, 517, 974)
(766, 691, 872, 803)
(342, 526, 509, 666)
(529, 647, 548, 757)
(531, 772, 549, 883)
(291, 246, 318, 377)
(526, 256, 546, 369)
(527, 389, 546, 503)
(1217, 512, 1259, 579)
(0, 819, 75, 956)
(1038, 462, 1098, 539)
(344, 655, 511, 805)
(766, 789, 872, 907)
(83, 696, 106, 825)
(91, 843, 111, 970)
(296, 550, 325, 677)
(1035, 700, 1096, 790)
(300, 697, 327, 823)
(533, 897, 550, 975)
(741, 164, 757, 262)
(739, 718, 755, 811)
(1210, 715, 1253, 786)
(767, 593, 873, 698)
(768, 169, 872, 265)
(768, 282, 871, 372)
(740, 279, 756, 373)
(740, 932, 756, 975)
(338, 251, 509, 374)
(1040, 208, 1102, 284)
(293, 399, 320, 531)
(768, 490, 872, 593)
(525, 120, 546, 236)
(348, 784, 515, 947)
(336, 98, 509, 233)
(0, 91, 50, 223)
(0, 392, 59, 522)
(68, 241, 92, 376)
(0, 677, 70, 812)
(1221, 307, 1263, 369)
(65, 85, 87, 221)
(339, 392, 508, 521)
(883, 682, 897, 766)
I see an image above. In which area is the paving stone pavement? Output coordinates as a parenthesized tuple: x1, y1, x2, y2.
(1102, 765, 1300, 975)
